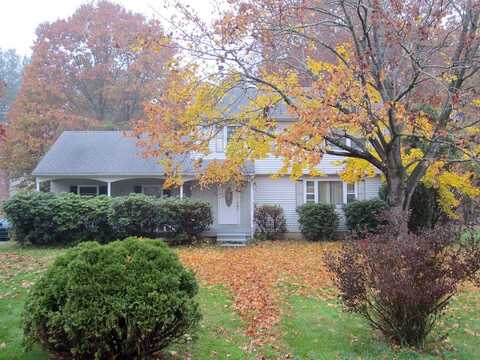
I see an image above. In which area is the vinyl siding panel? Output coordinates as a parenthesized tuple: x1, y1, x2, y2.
(365, 177, 382, 199)
(254, 153, 346, 174)
(254, 176, 300, 232)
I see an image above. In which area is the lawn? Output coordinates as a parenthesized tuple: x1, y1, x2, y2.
(0, 240, 479, 359)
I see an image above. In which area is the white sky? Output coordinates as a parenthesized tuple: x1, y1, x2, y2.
(0, 0, 215, 56)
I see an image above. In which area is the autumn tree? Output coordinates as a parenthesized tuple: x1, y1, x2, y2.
(134, 0, 480, 232)
(1, 0, 174, 178)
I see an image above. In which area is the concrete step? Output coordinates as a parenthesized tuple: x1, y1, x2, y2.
(217, 233, 249, 246)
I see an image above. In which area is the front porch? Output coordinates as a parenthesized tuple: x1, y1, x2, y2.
(35, 176, 254, 245)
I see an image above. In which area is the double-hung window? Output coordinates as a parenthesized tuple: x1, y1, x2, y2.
(304, 180, 356, 205)
(305, 180, 316, 203)
(346, 183, 356, 203)
(318, 181, 343, 205)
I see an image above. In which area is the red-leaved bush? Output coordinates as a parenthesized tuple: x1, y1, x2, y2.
(325, 222, 480, 348)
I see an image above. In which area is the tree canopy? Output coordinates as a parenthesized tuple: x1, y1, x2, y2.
(1, 0, 174, 178)
(134, 0, 480, 228)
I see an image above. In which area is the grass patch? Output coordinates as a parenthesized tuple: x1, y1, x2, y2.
(1, 241, 479, 359)
(282, 293, 480, 360)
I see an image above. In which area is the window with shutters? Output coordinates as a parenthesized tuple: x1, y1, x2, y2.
(304, 180, 346, 205)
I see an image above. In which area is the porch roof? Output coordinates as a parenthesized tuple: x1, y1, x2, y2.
(32, 131, 254, 177)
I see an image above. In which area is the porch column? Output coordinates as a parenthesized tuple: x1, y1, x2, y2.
(107, 181, 111, 197)
(179, 183, 184, 198)
(35, 178, 40, 192)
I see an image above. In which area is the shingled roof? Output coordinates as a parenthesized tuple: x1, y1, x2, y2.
(32, 131, 193, 176)
(33, 131, 254, 177)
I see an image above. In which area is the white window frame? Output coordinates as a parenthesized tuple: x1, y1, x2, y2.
(78, 185, 99, 196)
(304, 180, 317, 203)
(304, 179, 356, 205)
(345, 182, 357, 204)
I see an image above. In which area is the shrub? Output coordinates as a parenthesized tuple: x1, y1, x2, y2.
(109, 194, 161, 239)
(4, 192, 114, 245)
(4, 191, 213, 245)
(160, 197, 213, 244)
(379, 183, 447, 232)
(345, 199, 387, 236)
(82, 195, 115, 243)
(297, 203, 338, 241)
(254, 204, 287, 240)
(3, 191, 56, 245)
(23, 238, 201, 359)
(325, 222, 480, 348)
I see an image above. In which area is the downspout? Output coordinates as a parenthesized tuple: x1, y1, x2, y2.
(250, 176, 255, 237)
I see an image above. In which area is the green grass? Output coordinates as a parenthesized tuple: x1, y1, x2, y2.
(1, 242, 479, 359)
(282, 294, 480, 360)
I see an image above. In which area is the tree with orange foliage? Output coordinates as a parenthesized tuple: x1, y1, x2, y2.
(135, 0, 480, 233)
(1, 0, 174, 178)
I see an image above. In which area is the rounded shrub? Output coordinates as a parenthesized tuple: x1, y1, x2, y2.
(23, 238, 201, 359)
(297, 203, 338, 241)
(345, 199, 387, 236)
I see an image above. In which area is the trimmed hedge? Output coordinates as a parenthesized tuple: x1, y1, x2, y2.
(3, 191, 212, 245)
(2, 192, 114, 245)
(254, 204, 287, 240)
(345, 199, 387, 236)
(23, 238, 201, 359)
(161, 197, 213, 244)
(109, 194, 161, 239)
(297, 203, 339, 241)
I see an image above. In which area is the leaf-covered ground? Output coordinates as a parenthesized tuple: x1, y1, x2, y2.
(0, 240, 479, 359)
(178, 241, 337, 343)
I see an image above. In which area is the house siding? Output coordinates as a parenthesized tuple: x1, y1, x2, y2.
(254, 154, 346, 175)
(254, 175, 300, 232)
(254, 175, 382, 234)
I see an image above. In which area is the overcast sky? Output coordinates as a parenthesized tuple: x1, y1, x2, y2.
(0, 0, 214, 56)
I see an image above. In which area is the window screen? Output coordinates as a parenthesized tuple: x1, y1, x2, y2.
(318, 181, 343, 205)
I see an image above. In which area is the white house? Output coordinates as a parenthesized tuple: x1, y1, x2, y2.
(32, 87, 383, 244)
(32, 126, 382, 245)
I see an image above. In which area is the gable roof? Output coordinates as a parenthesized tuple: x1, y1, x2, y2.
(32, 131, 190, 177)
(32, 131, 254, 177)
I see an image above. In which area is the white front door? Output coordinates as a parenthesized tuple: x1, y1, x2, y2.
(218, 185, 240, 224)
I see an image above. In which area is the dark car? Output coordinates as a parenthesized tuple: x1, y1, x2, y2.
(0, 218, 10, 241)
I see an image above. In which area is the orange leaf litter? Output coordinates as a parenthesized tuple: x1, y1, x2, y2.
(178, 241, 337, 343)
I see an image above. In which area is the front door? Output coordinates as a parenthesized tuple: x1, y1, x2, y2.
(218, 185, 240, 224)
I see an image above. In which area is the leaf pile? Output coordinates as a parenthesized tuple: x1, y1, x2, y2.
(179, 241, 337, 343)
